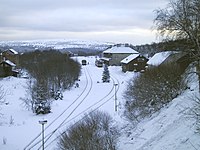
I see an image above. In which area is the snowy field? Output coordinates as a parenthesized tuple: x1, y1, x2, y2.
(0, 56, 200, 150)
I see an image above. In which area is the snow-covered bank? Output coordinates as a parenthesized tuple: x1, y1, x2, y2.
(118, 65, 200, 150)
(0, 56, 199, 150)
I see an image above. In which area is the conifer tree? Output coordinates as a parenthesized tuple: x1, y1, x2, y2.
(102, 64, 110, 83)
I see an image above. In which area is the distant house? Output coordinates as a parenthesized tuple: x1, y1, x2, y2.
(101, 45, 139, 66)
(147, 51, 192, 72)
(161, 52, 193, 72)
(121, 54, 148, 72)
(0, 49, 19, 66)
(0, 60, 17, 77)
(0, 49, 19, 77)
(147, 51, 173, 66)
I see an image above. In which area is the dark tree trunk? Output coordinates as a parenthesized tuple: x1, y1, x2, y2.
(197, 60, 200, 93)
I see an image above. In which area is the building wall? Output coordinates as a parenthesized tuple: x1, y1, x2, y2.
(0, 54, 2, 62)
(103, 53, 132, 66)
(122, 56, 148, 72)
(0, 62, 13, 77)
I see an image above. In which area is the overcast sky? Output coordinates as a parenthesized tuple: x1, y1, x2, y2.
(0, 0, 167, 45)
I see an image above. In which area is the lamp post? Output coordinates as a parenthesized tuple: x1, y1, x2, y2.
(114, 83, 118, 112)
(39, 120, 47, 150)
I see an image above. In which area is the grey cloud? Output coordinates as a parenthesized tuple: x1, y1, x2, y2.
(0, 0, 167, 42)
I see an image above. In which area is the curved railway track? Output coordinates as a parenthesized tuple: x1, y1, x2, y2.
(24, 65, 121, 150)
(43, 75, 120, 149)
(24, 67, 93, 150)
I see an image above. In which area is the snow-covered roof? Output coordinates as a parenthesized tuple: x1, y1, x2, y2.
(147, 51, 173, 66)
(103, 46, 139, 54)
(4, 60, 16, 67)
(121, 54, 140, 64)
(9, 49, 18, 54)
(100, 57, 110, 61)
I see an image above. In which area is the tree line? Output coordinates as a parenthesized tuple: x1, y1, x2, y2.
(20, 50, 81, 114)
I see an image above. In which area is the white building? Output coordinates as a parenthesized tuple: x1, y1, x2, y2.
(102, 45, 139, 66)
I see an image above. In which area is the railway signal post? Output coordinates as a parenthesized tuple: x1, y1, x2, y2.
(39, 120, 47, 150)
(114, 83, 118, 112)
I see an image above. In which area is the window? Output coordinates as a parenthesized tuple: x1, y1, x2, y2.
(137, 57, 145, 62)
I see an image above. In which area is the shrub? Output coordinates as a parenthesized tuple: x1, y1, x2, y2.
(58, 110, 119, 150)
(124, 63, 187, 123)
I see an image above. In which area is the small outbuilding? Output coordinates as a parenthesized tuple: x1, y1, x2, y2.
(0, 60, 17, 77)
(81, 60, 87, 65)
(95, 59, 103, 67)
(121, 54, 148, 72)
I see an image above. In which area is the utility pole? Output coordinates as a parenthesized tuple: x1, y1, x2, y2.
(39, 120, 47, 150)
(114, 83, 118, 112)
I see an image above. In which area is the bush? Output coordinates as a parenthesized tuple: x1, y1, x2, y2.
(58, 110, 119, 150)
(124, 63, 187, 123)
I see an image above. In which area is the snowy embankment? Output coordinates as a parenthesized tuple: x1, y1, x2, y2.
(0, 56, 199, 150)
(118, 65, 200, 150)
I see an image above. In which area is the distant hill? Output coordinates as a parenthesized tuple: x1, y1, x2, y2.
(0, 39, 114, 54)
(1, 39, 189, 57)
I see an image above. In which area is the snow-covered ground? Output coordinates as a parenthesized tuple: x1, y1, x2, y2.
(0, 56, 199, 150)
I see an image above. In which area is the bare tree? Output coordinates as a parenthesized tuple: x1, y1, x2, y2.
(124, 63, 187, 122)
(190, 94, 200, 133)
(154, 0, 200, 91)
(0, 85, 5, 117)
(58, 110, 119, 150)
(0, 85, 5, 104)
(20, 79, 35, 112)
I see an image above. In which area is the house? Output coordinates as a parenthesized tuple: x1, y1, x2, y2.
(161, 52, 193, 72)
(147, 51, 173, 66)
(121, 54, 148, 72)
(0, 49, 20, 77)
(101, 44, 139, 66)
(0, 49, 19, 66)
(0, 60, 17, 77)
(147, 51, 192, 72)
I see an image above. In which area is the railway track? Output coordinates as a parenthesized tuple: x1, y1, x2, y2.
(24, 65, 121, 150)
(24, 67, 93, 150)
(43, 74, 120, 149)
